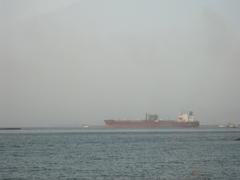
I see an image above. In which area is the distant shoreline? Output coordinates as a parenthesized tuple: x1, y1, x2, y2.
(0, 125, 239, 130)
(0, 128, 22, 130)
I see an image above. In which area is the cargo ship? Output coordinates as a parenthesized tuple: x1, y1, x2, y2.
(104, 111, 199, 128)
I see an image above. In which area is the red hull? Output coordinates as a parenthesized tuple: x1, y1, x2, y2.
(104, 120, 199, 128)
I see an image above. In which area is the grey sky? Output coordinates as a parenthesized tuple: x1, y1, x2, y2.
(1, 0, 240, 127)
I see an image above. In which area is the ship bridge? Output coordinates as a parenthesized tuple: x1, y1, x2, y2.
(177, 111, 195, 122)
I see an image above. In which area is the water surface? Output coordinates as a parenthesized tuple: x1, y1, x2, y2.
(0, 128, 239, 179)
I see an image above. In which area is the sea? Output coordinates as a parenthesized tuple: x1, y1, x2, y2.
(0, 128, 240, 180)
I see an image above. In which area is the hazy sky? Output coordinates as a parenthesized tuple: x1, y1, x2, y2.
(1, 0, 240, 127)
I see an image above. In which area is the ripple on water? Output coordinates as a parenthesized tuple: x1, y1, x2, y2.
(0, 130, 239, 179)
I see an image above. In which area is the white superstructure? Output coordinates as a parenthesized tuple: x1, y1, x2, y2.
(177, 111, 195, 122)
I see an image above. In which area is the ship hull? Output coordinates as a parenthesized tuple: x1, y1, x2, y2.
(104, 120, 199, 128)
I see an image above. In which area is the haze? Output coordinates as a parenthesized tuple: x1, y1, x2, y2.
(1, 0, 240, 127)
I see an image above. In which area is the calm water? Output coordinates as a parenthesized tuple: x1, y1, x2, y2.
(0, 128, 240, 180)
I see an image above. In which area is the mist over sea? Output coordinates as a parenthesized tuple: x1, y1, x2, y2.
(0, 128, 240, 179)
(1, 0, 240, 179)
